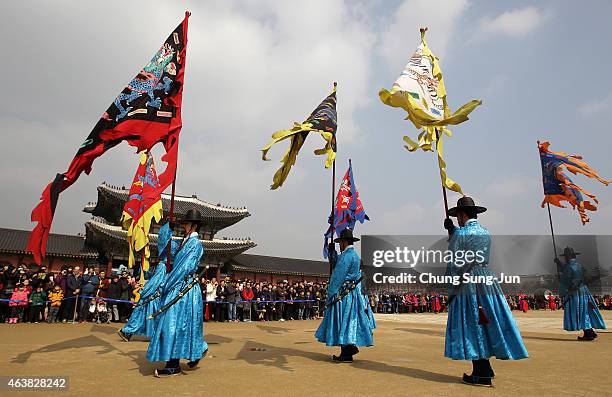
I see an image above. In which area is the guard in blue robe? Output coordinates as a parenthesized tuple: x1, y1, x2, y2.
(443, 197, 528, 387)
(117, 263, 166, 341)
(555, 246, 606, 340)
(315, 229, 375, 362)
(146, 209, 208, 377)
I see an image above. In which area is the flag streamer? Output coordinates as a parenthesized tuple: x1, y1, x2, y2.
(121, 151, 164, 271)
(262, 83, 337, 190)
(538, 141, 610, 224)
(27, 13, 190, 264)
(379, 28, 481, 193)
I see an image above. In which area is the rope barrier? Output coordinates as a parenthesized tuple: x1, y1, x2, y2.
(0, 296, 321, 305)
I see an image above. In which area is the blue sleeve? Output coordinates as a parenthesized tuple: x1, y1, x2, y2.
(559, 265, 571, 295)
(163, 238, 203, 291)
(327, 252, 350, 298)
(140, 265, 167, 300)
(569, 263, 584, 290)
(157, 223, 173, 260)
(446, 230, 466, 277)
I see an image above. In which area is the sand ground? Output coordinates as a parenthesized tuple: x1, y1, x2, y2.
(1, 310, 611, 397)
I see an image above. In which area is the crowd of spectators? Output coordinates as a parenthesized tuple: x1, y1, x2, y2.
(199, 278, 327, 322)
(3, 264, 612, 324)
(0, 264, 139, 324)
(0, 264, 330, 324)
(366, 291, 612, 314)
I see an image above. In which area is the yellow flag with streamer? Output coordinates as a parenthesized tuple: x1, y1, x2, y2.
(379, 28, 481, 193)
(120, 151, 163, 271)
(262, 84, 337, 190)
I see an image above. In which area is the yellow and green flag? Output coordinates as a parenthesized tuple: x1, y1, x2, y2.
(121, 151, 164, 271)
(262, 83, 337, 190)
(379, 28, 482, 193)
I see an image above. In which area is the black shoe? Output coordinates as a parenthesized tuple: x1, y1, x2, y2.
(577, 335, 595, 341)
(186, 349, 208, 370)
(462, 373, 492, 387)
(187, 359, 200, 369)
(154, 367, 182, 378)
(481, 362, 495, 378)
(346, 345, 360, 356)
(332, 355, 353, 363)
(117, 329, 132, 342)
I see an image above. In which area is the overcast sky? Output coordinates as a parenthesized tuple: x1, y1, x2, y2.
(1, 0, 611, 261)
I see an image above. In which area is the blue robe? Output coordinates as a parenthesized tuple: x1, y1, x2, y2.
(559, 258, 606, 331)
(121, 264, 166, 337)
(146, 225, 207, 362)
(315, 246, 376, 346)
(445, 220, 528, 361)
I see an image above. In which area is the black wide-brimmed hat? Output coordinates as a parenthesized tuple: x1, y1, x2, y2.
(559, 246, 580, 258)
(334, 228, 360, 243)
(447, 196, 487, 217)
(181, 209, 204, 224)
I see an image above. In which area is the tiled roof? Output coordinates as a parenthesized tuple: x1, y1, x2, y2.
(85, 219, 256, 256)
(0, 228, 97, 259)
(231, 253, 329, 277)
(84, 183, 250, 223)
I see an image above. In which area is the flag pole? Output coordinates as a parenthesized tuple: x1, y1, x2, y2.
(537, 140, 560, 280)
(164, 10, 190, 273)
(435, 128, 451, 233)
(418, 27, 450, 229)
(329, 158, 336, 276)
(329, 82, 338, 276)
(165, 150, 179, 274)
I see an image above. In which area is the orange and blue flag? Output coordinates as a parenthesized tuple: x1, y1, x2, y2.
(121, 151, 164, 270)
(539, 141, 609, 224)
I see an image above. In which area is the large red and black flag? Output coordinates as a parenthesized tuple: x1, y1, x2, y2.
(27, 12, 190, 264)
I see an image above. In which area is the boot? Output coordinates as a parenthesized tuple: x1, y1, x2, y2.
(117, 329, 132, 342)
(187, 359, 200, 369)
(345, 344, 359, 356)
(332, 346, 353, 363)
(577, 329, 595, 341)
(462, 373, 493, 387)
(155, 359, 182, 378)
(462, 360, 492, 387)
(187, 349, 207, 370)
(477, 359, 495, 378)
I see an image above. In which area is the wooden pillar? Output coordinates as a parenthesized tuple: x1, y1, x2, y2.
(106, 254, 113, 275)
(215, 266, 221, 281)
